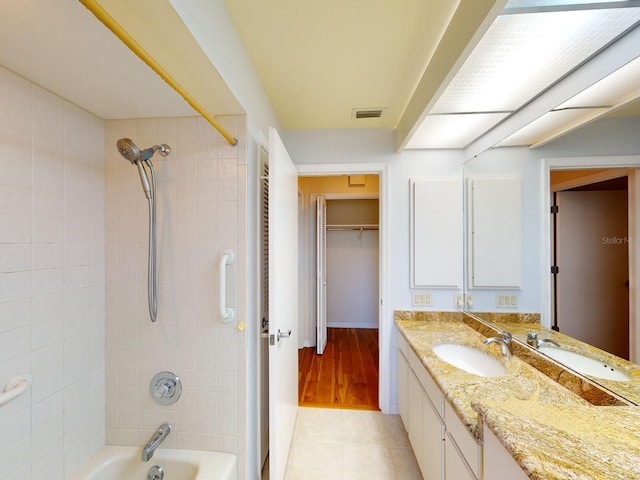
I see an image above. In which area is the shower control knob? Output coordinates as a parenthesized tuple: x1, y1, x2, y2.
(150, 372, 182, 405)
(154, 382, 174, 399)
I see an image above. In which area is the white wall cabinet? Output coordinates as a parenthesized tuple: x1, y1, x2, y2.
(467, 177, 522, 289)
(397, 331, 527, 480)
(411, 178, 463, 288)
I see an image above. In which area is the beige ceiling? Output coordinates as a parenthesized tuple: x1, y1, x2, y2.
(223, 0, 640, 148)
(222, 0, 463, 130)
(1, 0, 638, 153)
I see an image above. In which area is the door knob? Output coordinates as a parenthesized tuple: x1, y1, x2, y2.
(262, 329, 292, 345)
(277, 329, 292, 341)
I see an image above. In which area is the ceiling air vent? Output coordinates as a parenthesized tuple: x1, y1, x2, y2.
(352, 107, 387, 120)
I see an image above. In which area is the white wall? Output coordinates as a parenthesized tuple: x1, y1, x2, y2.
(467, 116, 640, 319)
(284, 127, 464, 413)
(327, 230, 379, 328)
(169, 0, 281, 145)
(104, 116, 248, 478)
(285, 127, 465, 313)
(0, 65, 106, 479)
(463, 147, 542, 312)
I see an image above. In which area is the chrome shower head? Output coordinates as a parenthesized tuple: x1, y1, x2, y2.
(116, 138, 172, 200)
(116, 138, 140, 164)
(117, 138, 171, 163)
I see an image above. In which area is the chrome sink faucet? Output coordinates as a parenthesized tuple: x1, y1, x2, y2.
(526, 332, 560, 349)
(483, 331, 512, 358)
(141, 423, 171, 461)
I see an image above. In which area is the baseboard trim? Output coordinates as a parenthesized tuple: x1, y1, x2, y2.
(327, 322, 379, 329)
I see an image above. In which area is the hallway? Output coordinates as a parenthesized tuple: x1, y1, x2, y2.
(298, 328, 379, 409)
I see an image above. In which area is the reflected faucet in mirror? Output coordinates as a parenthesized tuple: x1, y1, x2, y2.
(526, 332, 560, 349)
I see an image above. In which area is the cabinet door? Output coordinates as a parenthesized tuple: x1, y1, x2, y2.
(408, 370, 424, 468)
(411, 178, 462, 288)
(421, 393, 444, 480)
(483, 425, 528, 480)
(397, 349, 409, 429)
(468, 176, 521, 288)
(445, 434, 476, 480)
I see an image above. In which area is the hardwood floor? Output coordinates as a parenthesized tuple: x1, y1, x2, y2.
(298, 328, 379, 410)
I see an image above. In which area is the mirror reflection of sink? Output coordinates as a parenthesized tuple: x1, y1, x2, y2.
(432, 343, 508, 377)
(538, 346, 631, 381)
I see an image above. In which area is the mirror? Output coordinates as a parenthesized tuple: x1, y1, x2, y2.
(463, 112, 640, 405)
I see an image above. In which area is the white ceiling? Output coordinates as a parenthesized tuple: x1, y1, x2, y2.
(1, 0, 639, 152)
(0, 0, 229, 119)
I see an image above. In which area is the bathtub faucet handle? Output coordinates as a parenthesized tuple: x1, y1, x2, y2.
(149, 372, 182, 406)
(154, 381, 173, 399)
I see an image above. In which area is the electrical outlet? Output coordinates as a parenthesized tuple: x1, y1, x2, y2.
(464, 294, 473, 308)
(412, 292, 433, 307)
(454, 293, 464, 309)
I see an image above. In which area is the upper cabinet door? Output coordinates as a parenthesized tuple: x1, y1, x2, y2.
(411, 178, 463, 288)
(468, 177, 522, 289)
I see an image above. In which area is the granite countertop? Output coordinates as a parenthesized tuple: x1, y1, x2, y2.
(492, 321, 640, 405)
(396, 314, 640, 480)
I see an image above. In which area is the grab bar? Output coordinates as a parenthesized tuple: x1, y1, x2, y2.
(218, 250, 235, 323)
(0, 374, 32, 406)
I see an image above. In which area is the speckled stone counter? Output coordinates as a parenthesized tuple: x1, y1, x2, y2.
(492, 321, 640, 405)
(395, 311, 640, 480)
(474, 399, 640, 479)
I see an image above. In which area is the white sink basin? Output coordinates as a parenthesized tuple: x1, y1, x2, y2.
(538, 346, 631, 381)
(432, 344, 508, 377)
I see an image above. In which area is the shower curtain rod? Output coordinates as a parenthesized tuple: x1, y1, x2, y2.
(80, 0, 238, 147)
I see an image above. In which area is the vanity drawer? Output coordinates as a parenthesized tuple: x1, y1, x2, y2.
(444, 400, 482, 478)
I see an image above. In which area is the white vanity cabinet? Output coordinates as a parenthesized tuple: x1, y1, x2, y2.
(398, 332, 444, 479)
(397, 333, 481, 480)
(397, 341, 409, 427)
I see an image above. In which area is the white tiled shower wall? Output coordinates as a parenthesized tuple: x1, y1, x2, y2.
(104, 116, 247, 477)
(0, 65, 106, 479)
(0, 61, 248, 479)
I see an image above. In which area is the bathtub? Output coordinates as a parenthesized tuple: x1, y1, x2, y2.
(69, 446, 237, 480)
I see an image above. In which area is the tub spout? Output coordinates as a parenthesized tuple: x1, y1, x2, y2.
(141, 423, 171, 462)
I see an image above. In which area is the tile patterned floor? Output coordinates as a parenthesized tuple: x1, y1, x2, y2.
(284, 407, 422, 480)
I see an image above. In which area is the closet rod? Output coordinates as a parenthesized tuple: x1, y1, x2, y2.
(326, 224, 379, 231)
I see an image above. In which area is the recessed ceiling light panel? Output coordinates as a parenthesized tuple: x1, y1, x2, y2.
(405, 113, 510, 149)
(557, 55, 640, 109)
(431, 8, 640, 114)
(496, 108, 607, 146)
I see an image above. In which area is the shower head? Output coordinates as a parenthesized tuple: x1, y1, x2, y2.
(116, 138, 171, 200)
(116, 138, 171, 163)
(116, 138, 141, 164)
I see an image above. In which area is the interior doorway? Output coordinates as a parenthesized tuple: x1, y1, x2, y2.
(297, 175, 380, 410)
(551, 169, 630, 359)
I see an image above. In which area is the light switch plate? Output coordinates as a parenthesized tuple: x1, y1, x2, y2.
(412, 292, 433, 307)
